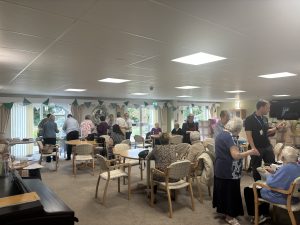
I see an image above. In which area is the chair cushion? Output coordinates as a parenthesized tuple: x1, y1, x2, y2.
(126, 159, 140, 166)
(157, 179, 189, 189)
(100, 169, 128, 180)
(259, 198, 300, 211)
(75, 155, 93, 161)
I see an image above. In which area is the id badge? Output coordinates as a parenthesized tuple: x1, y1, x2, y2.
(260, 129, 263, 135)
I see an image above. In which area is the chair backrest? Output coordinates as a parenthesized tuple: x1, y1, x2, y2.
(203, 138, 214, 147)
(170, 135, 183, 145)
(134, 135, 144, 143)
(114, 143, 130, 154)
(273, 143, 284, 160)
(175, 143, 190, 160)
(100, 135, 110, 144)
(76, 144, 93, 155)
(37, 141, 44, 151)
(291, 176, 300, 198)
(96, 154, 109, 172)
(167, 160, 191, 180)
(121, 139, 131, 145)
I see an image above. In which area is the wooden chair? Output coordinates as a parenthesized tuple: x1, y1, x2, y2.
(273, 143, 284, 161)
(121, 139, 131, 145)
(113, 144, 144, 181)
(95, 154, 131, 205)
(169, 135, 183, 145)
(72, 143, 94, 176)
(253, 177, 300, 225)
(134, 135, 151, 148)
(150, 160, 195, 218)
(36, 141, 59, 171)
(191, 151, 214, 203)
(174, 143, 190, 160)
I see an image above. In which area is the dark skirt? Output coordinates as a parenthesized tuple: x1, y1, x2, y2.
(213, 176, 244, 217)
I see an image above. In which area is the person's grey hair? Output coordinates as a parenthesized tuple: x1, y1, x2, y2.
(281, 146, 299, 163)
(220, 110, 229, 118)
(224, 118, 243, 135)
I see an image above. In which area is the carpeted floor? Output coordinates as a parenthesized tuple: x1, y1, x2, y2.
(40, 159, 296, 225)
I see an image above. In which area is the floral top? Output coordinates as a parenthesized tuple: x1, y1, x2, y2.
(80, 119, 95, 138)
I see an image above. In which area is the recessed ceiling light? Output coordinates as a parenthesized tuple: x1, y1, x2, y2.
(226, 97, 239, 100)
(98, 78, 130, 83)
(171, 52, 226, 65)
(224, 90, 246, 93)
(175, 86, 200, 89)
(272, 94, 290, 97)
(65, 89, 86, 92)
(176, 95, 192, 98)
(130, 93, 149, 96)
(258, 72, 297, 79)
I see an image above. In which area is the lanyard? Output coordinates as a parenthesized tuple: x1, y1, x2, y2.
(254, 114, 264, 129)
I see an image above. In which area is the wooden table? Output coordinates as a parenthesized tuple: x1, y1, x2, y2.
(116, 148, 152, 191)
(65, 140, 96, 145)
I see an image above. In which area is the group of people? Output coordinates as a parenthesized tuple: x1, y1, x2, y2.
(212, 99, 300, 225)
(37, 112, 133, 160)
(146, 99, 300, 225)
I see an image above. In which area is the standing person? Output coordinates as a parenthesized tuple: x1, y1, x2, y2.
(182, 113, 199, 144)
(124, 112, 132, 140)
(213, 118, 260, 225)
(97, 115, 109, 136)
(245, 99, 285, 181)
(171, 123, 182, 135)
(42, 115, 59, 163)
(213, 110, 230, 139)
(38, 113, 51, 137)
(80, 115, 95, 138)
(63, 114, 79, 160)
(115, 112, 126, 135)
(107, 114, 115, 135)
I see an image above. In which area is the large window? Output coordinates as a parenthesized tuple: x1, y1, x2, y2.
(127, 107, 154, 140)
(33, 104, 69, 138)
(181, 106, 210, 122)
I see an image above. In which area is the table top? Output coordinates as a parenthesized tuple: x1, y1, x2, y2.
(150, 135, 160, 139)
(118, 148, 146, 160)
(65, 140, 96, 145)
(9, 140, 35, 146)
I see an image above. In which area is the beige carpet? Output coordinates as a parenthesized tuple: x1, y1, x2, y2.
(40, 159, 296, 225)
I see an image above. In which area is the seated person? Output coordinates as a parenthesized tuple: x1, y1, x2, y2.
(146, 133, 176, 182)
(186, 131, 205, 163)
(244, 146, 300, 223)
(110, 124, 125, 145)
(171, 123, 183, 135)
(150, 123, 162, 145)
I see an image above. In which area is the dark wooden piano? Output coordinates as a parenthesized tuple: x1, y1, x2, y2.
(0, 171, 78, 225)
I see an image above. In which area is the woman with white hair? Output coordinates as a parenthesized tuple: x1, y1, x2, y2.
(261, 146, 300, 204)
(244, 146, 300, 223)
(213, 118, 260, 225)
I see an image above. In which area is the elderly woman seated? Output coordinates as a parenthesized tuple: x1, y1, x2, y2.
(186, 131, 205, 163)
(244, 146, 300, 223)
(146, 133, 176, 181)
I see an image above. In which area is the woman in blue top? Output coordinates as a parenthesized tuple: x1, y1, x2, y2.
(245, 146, 300, 223)
(213, 118, 259, 225)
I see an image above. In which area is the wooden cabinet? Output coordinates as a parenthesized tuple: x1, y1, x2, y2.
(230, 109, 246, 119)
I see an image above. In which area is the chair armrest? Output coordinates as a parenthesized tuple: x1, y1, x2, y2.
(150, 168, 165, 176)
(109, 163, 131, 170)
(253, 181, 289, 195)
